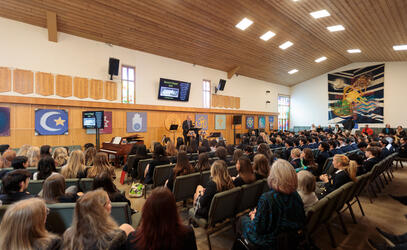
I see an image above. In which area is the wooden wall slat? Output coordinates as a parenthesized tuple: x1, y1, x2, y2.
(55, 75, 72, 97)
(35, 72, 54, 96)
(89, 79, 103, 100)
(0, 67, 11, 93)
(212, 94, 240, 109)
(13, 69, 33, 94)
(104, 81, 117, 101)
(73, 77, 88, 99)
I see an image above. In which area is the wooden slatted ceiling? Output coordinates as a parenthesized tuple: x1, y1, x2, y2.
(0, 0, 405, 86)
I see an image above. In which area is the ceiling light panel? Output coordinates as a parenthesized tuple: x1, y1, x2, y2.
(235, 18, 253, 30)
(347, 49, 361, 53)
(393, 45, 407, 51)
(310, 10, 330, 19)
(279, 41, 293, 50)
(288, 69, 298, 74)
(260, 31, 276, 41)
(315, 56, 327, 63)
(327, 25, 345, 32)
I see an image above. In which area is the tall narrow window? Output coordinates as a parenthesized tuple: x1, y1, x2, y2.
(121, 65, 135, 104)
(278, 95, 290, 131)
(202, 79, 211, 108)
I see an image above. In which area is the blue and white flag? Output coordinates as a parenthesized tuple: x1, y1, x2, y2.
(127, 112, 147, 133)
(35, 109, 68, 135)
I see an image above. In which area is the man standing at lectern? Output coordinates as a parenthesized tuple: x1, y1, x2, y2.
(182, 115, 193, 146)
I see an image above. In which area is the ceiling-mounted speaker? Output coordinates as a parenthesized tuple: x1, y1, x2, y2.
(108, 58, 120, 80)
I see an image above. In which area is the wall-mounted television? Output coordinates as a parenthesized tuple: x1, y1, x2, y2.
(158, 78, 191, 102)
(82, 111, 104, 129)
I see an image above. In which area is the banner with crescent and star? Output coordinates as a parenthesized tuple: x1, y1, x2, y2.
(35, 109, 68, 135)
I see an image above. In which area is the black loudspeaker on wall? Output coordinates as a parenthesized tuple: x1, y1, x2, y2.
(218, 79, 227, 90)
(108, 58, 120, 80)
(233, 115, 242, 125)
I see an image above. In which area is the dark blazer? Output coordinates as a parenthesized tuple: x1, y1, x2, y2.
(380, 147, 393, 160)
(362, 157, 380, 173)
(0, 192, 34, 205)
(340, 145, 353, 153)
(182, 120, 193, 135)
(316, 151, 330, 174)
(283, 147, 293, 160)
(290, 158, 301, 169)
(324, 170, 351, 195)
(195, 180, 218, 219)
(144, 158, 170, 184)
(399, 143, 407, 158)
(382, 128, 395, 135)
(350, 143, 358, 150)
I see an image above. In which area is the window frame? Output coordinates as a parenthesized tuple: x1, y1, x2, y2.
(277, 94, 290, 131)
(121, 65, 136, 104)
(202, 79, 211, 108)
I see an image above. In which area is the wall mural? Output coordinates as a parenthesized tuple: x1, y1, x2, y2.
(328, 64, 384, 124)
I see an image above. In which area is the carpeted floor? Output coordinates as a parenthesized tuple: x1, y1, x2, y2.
(114, 164, 407, 250)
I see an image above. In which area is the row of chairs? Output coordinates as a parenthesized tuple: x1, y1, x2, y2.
(306, 152, 398, 248)
(0, 202, 138, 235)
(0, 178, 94, 195)
(1, 166, 62, 178)
(188, 179, 268, 250)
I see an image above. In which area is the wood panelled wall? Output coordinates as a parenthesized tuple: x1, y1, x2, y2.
(0, 98, 278, 149)
(0, 67, 117, 101)
(212, 94, 240, 109)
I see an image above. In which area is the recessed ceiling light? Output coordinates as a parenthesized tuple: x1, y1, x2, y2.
(347, 49, 361, 53)
(315, 56, 327, 63)
(288, 69, 298, 74)
(292, 0, 300, 2)
(310, 10, 330, 19)
(235, 18, 253, 30)
(260, 31, 276, 41)
(279, 41, 293, 50)
(327, 25, 345, 32)
(393, 45, 407, 51)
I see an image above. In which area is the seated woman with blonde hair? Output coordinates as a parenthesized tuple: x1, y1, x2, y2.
(87, 152, 115, 179)
(52, 147, 68, 168)
(0, 198, 61, 249)
(239, 159, 305, 249)
(62, 189, 134, 250)
(61, 150, 87, 179)
(297, 170, 318, 210)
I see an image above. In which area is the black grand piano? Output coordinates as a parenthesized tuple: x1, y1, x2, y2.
(100, 134, 144, 166)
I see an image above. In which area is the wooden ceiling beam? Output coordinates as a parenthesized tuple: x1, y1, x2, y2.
(46, 11, 57, 42)
(227, 66, 240, 79)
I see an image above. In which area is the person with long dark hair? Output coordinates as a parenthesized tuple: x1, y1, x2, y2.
(144, 144, 170, 184)
(233, 155, 256, 187)
(41, 173, 79, 203)
(40, 145, 52, 158)
(195, 152, 211, 172)
(33, 156, 58, 180)
(126, 187, 197, 250)
(128, 144, 150, 178)
(93, 173, 132, 207)
(166, 152, 194, 191)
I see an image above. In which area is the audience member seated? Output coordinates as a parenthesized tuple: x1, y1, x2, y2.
(233, 155, 256, 187)
(231, 149, 243, 165)
(253, 154, 270, 180)
(299, 148, 318, 175)
(226, 144, 235, 156)
(52, 147, 68, 167)
(358, 141, 368, 153)
(243, 145, 255, 162)
(399, 137, 407, 158)
(144, 144, 170, 184)
(127, 187, 197, 250)
(0, 144, 10, 155)
(215, 146, 231, 166)
(33, 156, 58, 180)
(328, 140, 343, 156)
(297, 170, 318, 210)
(318, 154, 357, 197)
(84, 142, 95, 151)
(16, 144, 30, 157)
(396, 126, 406, 138)
(382, 124, 395, 135)
(362, 124, 374, 136)
(187, 139, 198, 154)
(126, 144, 149, 179)
(380, 138, 394, 159)
(290, 148, 302, 169)
(238, 159, 305, 249)
(178, 144, 187, 153)
(41, 173, 79, 203)
(316, 142, 330, 174)
(256, 143, 274, 165)
(347, 153, 366, 176)
(192, 160, 234, 219)
(93, 173, 132, 207)
(200, 139, 210, 153)
(362, 146, 381, 173)
(84, 146, 97, 167)
(166, 151, 195, 191)
(0, 169, 33, 205)
(0, 198, 61, 249)
(2, 149, 16, 168)
(195, 152, 210, 172)
(11, 155, 28, 169)
(61, 150, 88, 179)
(40, 145, 52, 159)
(62, 189, 134, 250)
(27, 146, 40, 168)
(166, 140, 178, 157)
(87, 152, 115, 179)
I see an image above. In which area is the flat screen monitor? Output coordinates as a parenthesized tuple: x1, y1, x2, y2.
(82, 111, 104, 129)
(158, 78, 191, 102)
